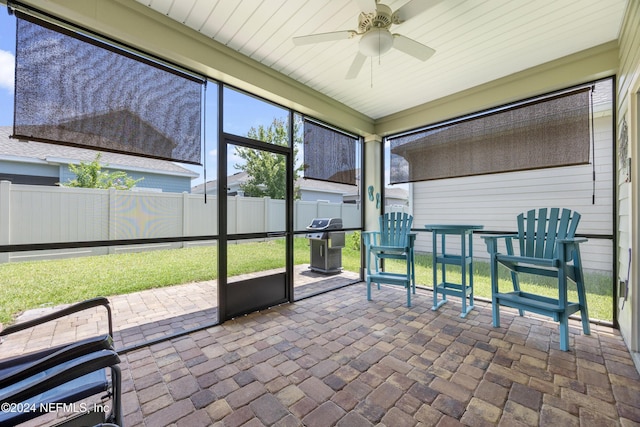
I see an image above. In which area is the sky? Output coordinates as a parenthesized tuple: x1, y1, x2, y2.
(0, 6, 15, 126)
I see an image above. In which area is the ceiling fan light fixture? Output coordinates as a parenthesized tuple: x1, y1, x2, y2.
(359, 28, 393, 57)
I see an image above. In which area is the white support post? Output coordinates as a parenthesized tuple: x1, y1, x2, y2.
(364, 134, 383, 232)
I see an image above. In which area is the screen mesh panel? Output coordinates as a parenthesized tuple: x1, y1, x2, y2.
(13, 13, 203, 165)
(389, 87, 591, 184)
(303, 120, 356, 185)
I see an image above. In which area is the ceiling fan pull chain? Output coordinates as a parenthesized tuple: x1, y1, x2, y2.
(378, 28, 382, 66)
(370, 57, 373, 88)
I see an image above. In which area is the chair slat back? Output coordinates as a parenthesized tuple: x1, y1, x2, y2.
(516, 208, 580, 259)
(380, 212, 413, 247)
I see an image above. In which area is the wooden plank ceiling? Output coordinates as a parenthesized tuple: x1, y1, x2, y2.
(135, 0, 628, 120)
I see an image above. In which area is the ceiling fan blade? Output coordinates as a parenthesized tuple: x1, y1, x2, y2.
(353, 0, 376, 14)
(346, 53, 367, 79)
(293, 30, 357, 46)
(393, 35, 435, 61)
(393, 0, 443, 24)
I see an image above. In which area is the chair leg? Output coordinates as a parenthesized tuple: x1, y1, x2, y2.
(577, 281, 591, 335)
(406, 256, 412, 307)
(490, 254, 501, 328)
(367, 278, 372, 301)
(573, 251, 591, 336)
(511, 272, 524, 317)
(110, 364, 124, 426)
(557, 263, 571, 351)
(411, 249, 416, 295)
(559, 312, 570, 351)
(505, 239, 524, 316)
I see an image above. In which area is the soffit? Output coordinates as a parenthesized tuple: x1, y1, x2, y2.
(135, 0, 627, 120)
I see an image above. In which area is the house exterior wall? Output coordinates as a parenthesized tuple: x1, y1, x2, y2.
(58, 166, 192, 193)
(299, 189, 343, 203)
(0, 160, 59, 178)
(411, 113, 613, 274)
(0, 159, 192, 193)
(616, 0, 640, 353)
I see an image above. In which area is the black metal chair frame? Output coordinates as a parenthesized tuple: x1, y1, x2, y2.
(0, 297, 123, 427)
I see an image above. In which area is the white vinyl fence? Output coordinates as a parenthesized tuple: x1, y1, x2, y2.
(0, 181, 361, 263)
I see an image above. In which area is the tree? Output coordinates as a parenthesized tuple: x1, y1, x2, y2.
(61, 153, 143, 190)
(234, 117, 303, 199)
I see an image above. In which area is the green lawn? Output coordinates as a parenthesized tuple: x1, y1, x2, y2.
(386, 252, 613, 322)
(0, 234, 613, 325)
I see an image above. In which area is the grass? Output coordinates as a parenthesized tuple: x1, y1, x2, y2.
(386, 252, 614, 322)
(0, 234, 613, 325)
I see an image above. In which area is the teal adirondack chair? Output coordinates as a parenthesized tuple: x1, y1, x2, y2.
(482, 208, 590, 351)
(362, 212, 416, 307)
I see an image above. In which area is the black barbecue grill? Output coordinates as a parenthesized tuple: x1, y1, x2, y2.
(305, 218, 345, 273)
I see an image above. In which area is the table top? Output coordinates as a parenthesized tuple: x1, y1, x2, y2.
(423, 224, 484, 232)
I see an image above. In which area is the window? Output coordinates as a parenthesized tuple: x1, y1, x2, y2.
(388, 87, 592, 183)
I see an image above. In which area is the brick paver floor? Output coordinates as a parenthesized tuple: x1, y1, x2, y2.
(2, 265, 359, 355)
(3, 279, 640, 426)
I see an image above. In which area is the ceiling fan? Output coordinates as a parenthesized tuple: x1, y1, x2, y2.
(293, 0, 440, 79)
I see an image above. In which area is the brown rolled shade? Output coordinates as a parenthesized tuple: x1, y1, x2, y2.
(13, 12, 203, 165)
(389, 87, 591, 184)
(303, 119, 357, 185)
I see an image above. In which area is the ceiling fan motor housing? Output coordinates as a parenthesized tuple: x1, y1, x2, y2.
(292, 1, 436, 78)
(358, 3, 393, 32)
(358, 3, 394, 57)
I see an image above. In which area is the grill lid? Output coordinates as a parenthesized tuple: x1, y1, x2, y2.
(306, 217, 343, 231)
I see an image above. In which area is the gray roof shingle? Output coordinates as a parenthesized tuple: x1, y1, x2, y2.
(0, 126, 198, 177)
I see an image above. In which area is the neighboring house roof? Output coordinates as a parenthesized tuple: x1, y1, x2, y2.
(385, 187, 409, 201)
(192, 172, 359, 196)
(191, 171, 248, 194)
(191, 172, 408, 202)
(15, 109, 177, 159)
(0, 126, 198, 178)
(297, 177, 358, 196)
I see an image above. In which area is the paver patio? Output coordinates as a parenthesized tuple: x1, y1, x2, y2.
(2, 274, 639, 426)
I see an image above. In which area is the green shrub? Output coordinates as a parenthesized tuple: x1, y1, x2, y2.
(348, 231, 361, 251)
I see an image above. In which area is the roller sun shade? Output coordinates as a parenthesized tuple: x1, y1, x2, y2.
(13, 13, 203, 165)
(303, 120, 357, 185)
(389, 87, 591, 184)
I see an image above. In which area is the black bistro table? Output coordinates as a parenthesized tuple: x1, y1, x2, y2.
(424, 224, 484, 318)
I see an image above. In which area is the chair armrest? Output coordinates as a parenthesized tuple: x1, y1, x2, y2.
(482, 234, 517, 255)
(361, 231, 380, 246)
(0, 334, 114, 389)
(481, 234, 518, 242)
(556, 237, 588, 244)
(0, 297, 113, 339)
(556, 237, 587, 262)
(0, 349, 120, 404)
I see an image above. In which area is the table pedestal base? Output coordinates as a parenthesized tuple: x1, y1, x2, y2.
(424, 224, 483, 318)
